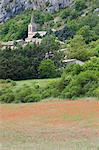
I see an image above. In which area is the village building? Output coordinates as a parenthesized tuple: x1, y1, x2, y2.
(0, 14, 47, 49)
(0, 39, 24, 49)
(63, 59, 84, 66)
(25, 15, 46, 43)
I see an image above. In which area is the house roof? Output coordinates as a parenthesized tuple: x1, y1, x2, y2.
(1, 41, 14, 46)
(63, 59, 84, 65)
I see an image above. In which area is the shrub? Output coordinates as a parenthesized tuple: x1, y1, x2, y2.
(41, 88, 52, 99)
(83, 57, 99, 71)
(57, 75, 72, 91)
(64, 64, 82, 75)
(61, 8, 71, 19)
(60, 75, 81, 99)
(11, 81, 16, 86)
(34, 84, 40, 89)
(24, 93, 41, 103)
(0, 93, 15, 103)
(75, 0, 87, 12)
(94, 88, 99, 99)
(0, 80, 6, 83)
(6, 79, 12, 83)
(59, 70, 99, 99)
(16, 87, 32, 103)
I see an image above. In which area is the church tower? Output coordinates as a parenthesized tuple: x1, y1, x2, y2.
(28, 14, 37, 39)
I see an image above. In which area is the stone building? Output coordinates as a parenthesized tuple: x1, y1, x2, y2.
(25, 15, 46, 43)
(63, 59, 84, 66)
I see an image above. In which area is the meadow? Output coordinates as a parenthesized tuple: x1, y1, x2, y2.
(0, 78, 99, 150)
(0, 78, 60, 90)
(0, 100, 99, 150)
(0, 78, 60, 103)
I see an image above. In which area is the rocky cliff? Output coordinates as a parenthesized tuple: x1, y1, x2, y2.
(0, 0, 73, 23)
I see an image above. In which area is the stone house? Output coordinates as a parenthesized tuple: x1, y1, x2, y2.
(63, 59, 84, 66)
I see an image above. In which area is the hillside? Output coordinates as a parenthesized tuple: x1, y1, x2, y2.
(0, 0, 99, 101)
(0, 0, 99, 42)
(0, 0, 73, 23)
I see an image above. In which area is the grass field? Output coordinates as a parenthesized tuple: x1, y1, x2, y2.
(15, 78, 60, 88)
(0, 78, 60, 91)
(0, 100, 99, 150)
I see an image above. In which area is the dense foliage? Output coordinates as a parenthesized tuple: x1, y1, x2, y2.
(0, 0, 99, 42)
(0, 0, 99, 102)
(0, 58, 99, 103)
(39, 59, 57, 78)
(0, 36, 63, 80)
(0, 10, 54, 41)
(39, 58, 99, 100)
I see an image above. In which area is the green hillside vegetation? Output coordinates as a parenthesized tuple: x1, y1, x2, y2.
(0, 35, 63, 80)
(0, 0, 99, 42)
(0, 0, 99, 102)
(0, 10, 54, 41)
(0, 57, 99, 103)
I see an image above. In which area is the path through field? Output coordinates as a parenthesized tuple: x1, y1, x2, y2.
(0, 100, 99, 150)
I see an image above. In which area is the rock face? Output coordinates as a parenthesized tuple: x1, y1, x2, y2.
(0, 0, 73, 23)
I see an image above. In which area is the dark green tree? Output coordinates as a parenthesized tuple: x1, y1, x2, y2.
(38, 59, 57, 78)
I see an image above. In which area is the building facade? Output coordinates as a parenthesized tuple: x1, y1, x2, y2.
(25, 15, 46, 43)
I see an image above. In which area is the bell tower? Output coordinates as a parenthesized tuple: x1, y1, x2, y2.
(28, 14, 37, 38)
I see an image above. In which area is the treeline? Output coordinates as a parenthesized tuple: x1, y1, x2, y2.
(49, 58, 99, 99)
(0, 34, 99, 80)
(0, 36, 63, 80)
(0, 57, 99, 103)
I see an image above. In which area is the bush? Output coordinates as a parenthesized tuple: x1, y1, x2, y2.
(34, 84, 40, 89)
(64, 64, 82, 75)
(0, 80, 6, 83)
(61, 84, 81, 99)
(59, 70, 99, 99)
(0, 93, 15, 103)
(6, 79, 12, 83)
(16, 87, 32, 103)
(75, 0, 87, 12)
(61, 8, 71, 19)
(94, 88, 99, 99)
(11, 81, 16, 86)
(57, 75, 72, 91)
(24, 93, 41, 103)
(83, 57, 99, 71)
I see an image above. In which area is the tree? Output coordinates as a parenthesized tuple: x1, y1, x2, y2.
(66, 35, 89, 61)
(61, 8, 71, 19)
(0, 44, 45, 80)
(41, 35, 60, 53)
(75, 0, 87, 11)
(77, 25, 97, 43)
(55, 26, 75, 41)
(38, 59, 57, 78)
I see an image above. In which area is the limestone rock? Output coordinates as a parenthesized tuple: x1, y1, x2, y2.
(0, 0, 73, 23)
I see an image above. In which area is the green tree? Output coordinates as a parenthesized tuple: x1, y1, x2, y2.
(41, 35, 60, 53)
(38, 59, 57, 78)
(67, 35, 89, 61)
(61, 8, 71, 19)
(75, 0, 87, 11)
(77, 25, 97, 43)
